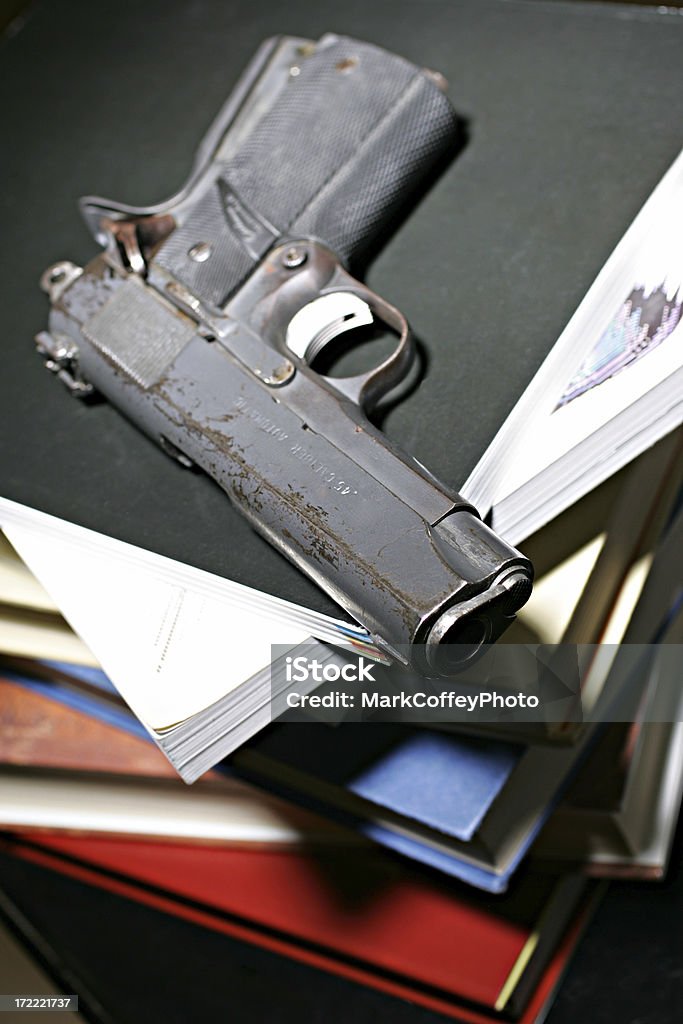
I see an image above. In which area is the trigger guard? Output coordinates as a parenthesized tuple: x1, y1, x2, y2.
(284, 286, 415, 412)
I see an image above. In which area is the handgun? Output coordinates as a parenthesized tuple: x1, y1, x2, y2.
(36, 34, 532, 676)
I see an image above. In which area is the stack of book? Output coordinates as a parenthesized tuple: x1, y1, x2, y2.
(2, 137, 683, 1022)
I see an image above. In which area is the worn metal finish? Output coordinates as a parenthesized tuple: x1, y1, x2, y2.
(36, 34, 532, 674)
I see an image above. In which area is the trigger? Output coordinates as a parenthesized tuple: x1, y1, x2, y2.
(285, 293, 373, 362)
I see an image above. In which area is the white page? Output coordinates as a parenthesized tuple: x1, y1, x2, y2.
(0, 499, 374, 732)
(2, 522, 307, 730)
(464, 146, 683, 516)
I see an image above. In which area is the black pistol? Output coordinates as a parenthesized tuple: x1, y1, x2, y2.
(36, 34, 532, 675)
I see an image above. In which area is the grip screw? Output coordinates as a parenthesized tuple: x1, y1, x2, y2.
(282, 246, 307, 269)
(188, 242, 212, 263)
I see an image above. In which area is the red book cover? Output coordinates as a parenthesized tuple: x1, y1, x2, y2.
(0, 677, 176, 777)
(0, 832, 599, 1023)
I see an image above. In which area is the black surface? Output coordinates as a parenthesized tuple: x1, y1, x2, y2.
(2, 0, 683, 611)
(2, 2, 683, 1022)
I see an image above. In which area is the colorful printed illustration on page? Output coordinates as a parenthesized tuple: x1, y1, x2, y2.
(556, 281, 682, 409)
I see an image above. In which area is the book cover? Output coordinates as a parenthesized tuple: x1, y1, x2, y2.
(0, 832, 599, 1024)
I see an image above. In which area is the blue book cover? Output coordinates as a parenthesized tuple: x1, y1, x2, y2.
(242, 722, 521, 841)
(234, 721, 529, 889)
(349, 730, 520, 842)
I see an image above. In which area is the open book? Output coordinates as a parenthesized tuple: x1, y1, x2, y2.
(464, 147, 683, 545)
(0, 498, 384, 782)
